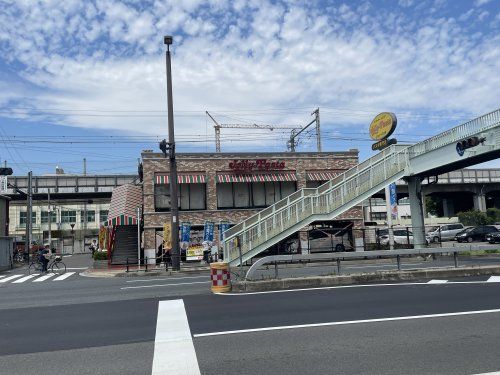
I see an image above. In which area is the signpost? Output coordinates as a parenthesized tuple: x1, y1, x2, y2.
(369, 112, 398, 151)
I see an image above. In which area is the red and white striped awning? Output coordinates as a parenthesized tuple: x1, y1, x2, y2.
(155, 174, 206, 184)
(306, 171, 340, 181)
(217, 173, 297, 183)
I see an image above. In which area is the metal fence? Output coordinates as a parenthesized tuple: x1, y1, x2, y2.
(243, 245, 500, 281)
(0, 237, 14, 271)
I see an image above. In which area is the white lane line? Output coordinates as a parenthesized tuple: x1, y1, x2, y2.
(217, 280, 496, 296)
(427, 279, 448, 284)
(33, 273, 56, 282)
(12, 274, 39, 283)
(0, 274, 23, 283)
(126, 276, 209, 283)
(193, 308, 500, 338)
(122, 281, 209, 290)
(53, 272, 75, 281)
(66, 267, 88, 270)
(152, 299, 201, 375)
(487, 276, 500, 283)
(470, 372, 500, 375)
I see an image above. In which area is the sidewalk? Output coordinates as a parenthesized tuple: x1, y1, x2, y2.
(81, 263, 211, 278)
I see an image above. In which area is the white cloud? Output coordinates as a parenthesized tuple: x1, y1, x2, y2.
(0, 0, 498, 154)
(474, 0, 492, 6)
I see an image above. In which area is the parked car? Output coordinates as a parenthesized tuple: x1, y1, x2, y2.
(378, 228, 430, 246)
(486, 232, 500, 244)
(309, 228, 349, 252)
(427, 223, 465, 243)
(455, 225, 499, 243)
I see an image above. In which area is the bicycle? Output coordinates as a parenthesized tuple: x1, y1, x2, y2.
(29, 255, 66, 275)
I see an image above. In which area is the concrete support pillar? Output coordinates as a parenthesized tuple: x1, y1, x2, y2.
(407, 177, 426, 249)
(442, 198, 455, 217)
(473, 193, 487, 213)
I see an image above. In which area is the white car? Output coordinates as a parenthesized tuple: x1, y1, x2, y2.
(378, 229, 429, 246)
(427, 223, 465, 243)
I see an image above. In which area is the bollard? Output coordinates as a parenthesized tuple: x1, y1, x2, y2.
(453, 252, 458, 268)
(126, 258, 129, 273)
(145, 257, 148, 272)
(210, 262, 231, 293)
(336, 259, 341, 275)
(274, 261, 278, 279)
(396, 254, 401, 271)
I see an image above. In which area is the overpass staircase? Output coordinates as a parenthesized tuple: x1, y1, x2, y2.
(222, 109, 500, 267)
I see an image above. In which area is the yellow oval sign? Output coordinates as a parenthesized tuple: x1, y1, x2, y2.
(369, 112, 397, 141)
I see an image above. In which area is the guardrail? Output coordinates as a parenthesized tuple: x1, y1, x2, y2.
(244, 245, 500, 280)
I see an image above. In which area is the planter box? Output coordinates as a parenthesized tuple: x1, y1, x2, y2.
(93, 259, 109, 269)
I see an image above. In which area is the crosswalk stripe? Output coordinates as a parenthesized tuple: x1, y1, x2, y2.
(0, 274, 24, 283)
(486, 276, 500, 283)
(53, 272, 75, 281)
(0, 275, 5, 279)
(12, 274, 39, 283)
(427, 280, 448, 284)
(33, 273, 56, 282)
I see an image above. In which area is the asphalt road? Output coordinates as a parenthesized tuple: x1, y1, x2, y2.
(1, 268, 500, 375)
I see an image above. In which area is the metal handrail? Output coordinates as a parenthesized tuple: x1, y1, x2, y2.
(245, 245, 500, 280)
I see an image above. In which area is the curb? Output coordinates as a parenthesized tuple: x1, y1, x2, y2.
(80, 266, 211, 278)
(231, 265, 500, 293)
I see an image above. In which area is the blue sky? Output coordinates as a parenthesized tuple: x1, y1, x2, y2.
(0, 0, 498, 175)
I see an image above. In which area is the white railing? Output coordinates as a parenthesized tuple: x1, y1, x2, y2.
(223, 108, 500, 265)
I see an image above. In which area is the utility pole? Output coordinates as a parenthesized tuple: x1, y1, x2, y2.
(83, 158, 87, 252)
(164, 35, 180, 271)
(26, 172, 33, 263)
(48, 188, 52, 249)
(288, 110, 318, 152)
(312, 108, 321, 152)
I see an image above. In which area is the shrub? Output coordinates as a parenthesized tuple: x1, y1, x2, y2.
(486, 207, 500, 223)
(457, 210, 494, 226)
(93, 251, 108, 261)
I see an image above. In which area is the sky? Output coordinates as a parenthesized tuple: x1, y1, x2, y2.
(0, 0, 498, 176)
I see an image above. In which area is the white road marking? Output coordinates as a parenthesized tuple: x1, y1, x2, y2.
(427, 279, 448, 284)
(126, 275, 209, 283)
(0, 275, 5, 279)
(66, 267, 88, 270)
(53, 272, 75, 281)
(487, 276, 500, 283)
(12, 274, 39, 283)
(217, 279, 498, 296)
(152, 299, 201, 375)
(193, 308, 500, 338)
(0, 274, 23, 282)
(122, 281, 209, 290)
(470, 372, 500, 375)
(33, 273, 56, 282)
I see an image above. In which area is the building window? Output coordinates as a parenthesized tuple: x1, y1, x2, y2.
(155, 184, 206, 212)
(371, 212, 387, 221)
(80, 210, 95, 223)
(61, 210, 77, 223)
(20, 212, 37, 225)
(41, 211, 57, 224)
(217, 181, 297, 209)
(99, 210, 109, 223)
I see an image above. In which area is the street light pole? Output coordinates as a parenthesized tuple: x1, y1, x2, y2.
(164, 35, 180, 271)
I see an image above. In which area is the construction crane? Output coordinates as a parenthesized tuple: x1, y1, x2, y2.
(206, 111, 301, 152)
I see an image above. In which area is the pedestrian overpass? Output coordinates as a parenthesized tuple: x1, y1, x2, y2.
(222, 109, 500, 267)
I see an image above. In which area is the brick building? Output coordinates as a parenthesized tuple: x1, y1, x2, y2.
(141, 150, 363, 255)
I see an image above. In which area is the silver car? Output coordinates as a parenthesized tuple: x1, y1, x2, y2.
(428, 223, 465, 243)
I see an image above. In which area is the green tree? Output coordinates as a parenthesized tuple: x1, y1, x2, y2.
(457, 210, 495, 226)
